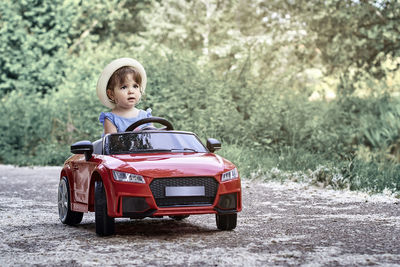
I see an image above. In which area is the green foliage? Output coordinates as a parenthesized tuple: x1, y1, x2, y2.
(142, 51, 243, 141)
(358, 95, 400, 150)
(0, 0, 152, 96)
(346, 158, 400, 193)
(137, 0, 308, 89)
(0, 0, 76, 95)
(138, 0, 400, 91)
(68, 0, 152, 52)
(216, 143, 278, 179)
(0, 90, 68, 165)
(267, 0, 400, 79)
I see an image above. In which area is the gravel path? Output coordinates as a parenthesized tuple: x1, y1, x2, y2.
(0, 165, 399, 266)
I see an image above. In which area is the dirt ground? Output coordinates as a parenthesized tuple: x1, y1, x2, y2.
(0, 165, 399, 266)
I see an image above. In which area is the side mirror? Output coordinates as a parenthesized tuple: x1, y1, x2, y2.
(206, 138, 221, 153)
(71, 140, 93, 161)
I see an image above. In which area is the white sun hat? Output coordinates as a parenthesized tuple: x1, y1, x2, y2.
(96, 57, 147, 109)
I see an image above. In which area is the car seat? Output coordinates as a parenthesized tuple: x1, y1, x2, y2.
(92, 139, 103, 154)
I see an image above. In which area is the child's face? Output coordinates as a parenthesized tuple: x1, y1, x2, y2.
(107, 73, 142, 109)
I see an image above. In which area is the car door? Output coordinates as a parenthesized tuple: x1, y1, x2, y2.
(72, 155, 95, 204)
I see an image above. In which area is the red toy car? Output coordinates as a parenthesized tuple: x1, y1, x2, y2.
(58, 117, 242, 236)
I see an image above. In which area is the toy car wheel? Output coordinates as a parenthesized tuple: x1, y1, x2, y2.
(58, 177, 83, 225)
(216, 213, 237, 230)
(94, 180, 115, 236)
(169, 215, 190, 221)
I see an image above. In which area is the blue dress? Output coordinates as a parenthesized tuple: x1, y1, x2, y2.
(99, 108, 152, 133)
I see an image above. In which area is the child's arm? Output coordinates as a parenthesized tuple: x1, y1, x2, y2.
(104, 118, 117, 134)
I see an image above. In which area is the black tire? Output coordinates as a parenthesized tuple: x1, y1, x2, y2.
(216, 213, 237, 230)
(95, 180, 115, 236)
(169, 215, 190, 221)
(58, 177, 83, 225)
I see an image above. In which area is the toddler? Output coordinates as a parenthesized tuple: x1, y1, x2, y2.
(96, 58, 152, 134)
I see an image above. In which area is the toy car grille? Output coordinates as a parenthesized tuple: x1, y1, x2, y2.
(150, 177, 219, 207)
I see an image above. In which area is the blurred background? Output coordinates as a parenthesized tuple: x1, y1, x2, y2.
(1, 0, 399, 194)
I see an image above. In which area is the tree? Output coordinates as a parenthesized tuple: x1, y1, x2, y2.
(137, 0, 307, 85)
(0, 0, 76, 95)
(265, 0, 400, 79)
(0, 0, 151, 96)
(138, 0, 400, 92)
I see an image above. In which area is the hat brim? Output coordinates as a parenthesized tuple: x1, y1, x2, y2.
(96, 58, 147, 109)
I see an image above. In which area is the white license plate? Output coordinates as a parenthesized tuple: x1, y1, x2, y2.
(165, 186, 205, 197)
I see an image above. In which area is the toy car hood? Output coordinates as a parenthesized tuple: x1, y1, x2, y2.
(102, 152, 235, 178)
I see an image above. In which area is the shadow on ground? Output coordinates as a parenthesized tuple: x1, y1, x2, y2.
(74, 217, 218, 238)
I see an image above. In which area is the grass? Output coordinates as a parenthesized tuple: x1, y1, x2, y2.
(218, 143, 400, 197)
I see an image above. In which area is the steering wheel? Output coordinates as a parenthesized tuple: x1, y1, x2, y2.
(125, 117, 174, 132)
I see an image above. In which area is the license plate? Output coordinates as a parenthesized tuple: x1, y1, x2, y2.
(165, 186, 205, 197)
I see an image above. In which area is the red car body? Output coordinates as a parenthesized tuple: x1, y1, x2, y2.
(61, 151, 242, 218)
(58, 118, 241, 236)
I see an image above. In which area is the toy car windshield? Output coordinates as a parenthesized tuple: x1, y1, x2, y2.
(104, 132, 208, 155)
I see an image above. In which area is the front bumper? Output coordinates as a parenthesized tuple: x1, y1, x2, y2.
(105, 175, 242, 218)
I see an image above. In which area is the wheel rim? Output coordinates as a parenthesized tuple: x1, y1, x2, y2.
(58, 180, 68, 222)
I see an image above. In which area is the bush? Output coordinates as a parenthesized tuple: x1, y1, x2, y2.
(0, 0, 76, 96)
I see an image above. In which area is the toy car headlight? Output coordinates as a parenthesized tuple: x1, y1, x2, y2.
(112, 170, 145, 183)
(221, 168, 239, 182)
